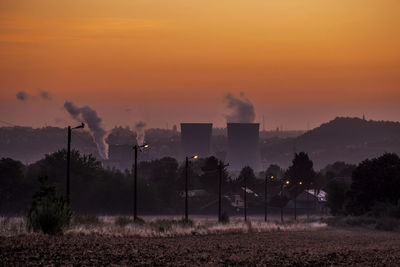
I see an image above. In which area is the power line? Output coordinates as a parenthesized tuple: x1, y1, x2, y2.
(0, 119, 18, 127)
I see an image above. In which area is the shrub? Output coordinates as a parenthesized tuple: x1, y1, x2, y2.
(27, 176, 71, 235)
(115, 216, 133, 227)
(220, 212, 230, 224)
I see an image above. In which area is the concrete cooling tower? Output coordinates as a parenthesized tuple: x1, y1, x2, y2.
(180, 123, 212, 159)
(226, 123, 261, 171)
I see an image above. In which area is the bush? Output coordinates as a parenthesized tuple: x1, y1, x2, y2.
(27, 176, 71, 235)
(220, 212, 230, 224)
(115, 216, 134, 227)
(73, 215, 102, 226)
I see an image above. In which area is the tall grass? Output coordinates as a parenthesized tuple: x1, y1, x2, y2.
(0, 215, 328, 237)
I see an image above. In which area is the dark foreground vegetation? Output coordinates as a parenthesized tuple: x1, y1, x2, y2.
(2, 229, 400, 265)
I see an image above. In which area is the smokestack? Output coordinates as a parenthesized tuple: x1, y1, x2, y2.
(227, 123, 261, 171)
(134, 121, 146, 146)
(180, 123, 212, 159)
(64, 101, 109, 159)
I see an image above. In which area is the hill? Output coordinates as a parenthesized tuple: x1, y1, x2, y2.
(261, 117, 400, 169)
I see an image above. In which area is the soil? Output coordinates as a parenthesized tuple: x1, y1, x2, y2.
(1, 229, 400, 266)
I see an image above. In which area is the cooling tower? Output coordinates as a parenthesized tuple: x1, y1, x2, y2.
(227, 123, 261, 171)
(180, 123, 212, 159)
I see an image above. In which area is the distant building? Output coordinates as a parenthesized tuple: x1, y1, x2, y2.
(180, 123, 212, 159)
(286, 189, 327, 213)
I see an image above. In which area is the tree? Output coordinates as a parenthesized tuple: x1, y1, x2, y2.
(0, 158, 29, 214)
(149, 157, 179, 210)
(236, 166, 257, 192)
(286, 152, 316, 187)
(27, 176, 71, 235)
(199, 156, 229, 193)
(326, 180, 349, 215)
(346, 153, 400, 215)
(265, 164, 283, 179)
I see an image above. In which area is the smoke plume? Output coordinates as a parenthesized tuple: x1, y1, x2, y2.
(134, 121, 146, 146)
(40, 90, 52, 100)
(16, 91, 29, 101)
(64, 101, 108, 159)
(224, 92, 256, 123)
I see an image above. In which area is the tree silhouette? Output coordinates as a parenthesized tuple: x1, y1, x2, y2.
(346, 153, 400, 215)
(286, 152, 316, 187)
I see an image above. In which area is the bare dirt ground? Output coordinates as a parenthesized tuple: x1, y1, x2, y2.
(1, 228, 400, 266)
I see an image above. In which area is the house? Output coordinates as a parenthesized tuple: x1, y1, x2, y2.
(286, 189, 327, 214)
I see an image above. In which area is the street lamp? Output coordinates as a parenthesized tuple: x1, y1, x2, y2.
(66, 122, 84, 205)
(280, 179, 290, 223)
(265, 175, 274, 222)
(218, 161, 229, 222)
(133, 143, 149, 221)
(294, 180, 303, 221)
(185, 155, 198, 221)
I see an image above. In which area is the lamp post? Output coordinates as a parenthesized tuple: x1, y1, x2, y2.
(185, 155, 198, 221)
(133, 143, 149, 221)
(265, 175, 274, 222)
(244, 173, 247, 222)
(281, 180, 290, 223)
(294, 181, 302, 221)
(218, 161, 229, 222)
(66, 122, 84, 205)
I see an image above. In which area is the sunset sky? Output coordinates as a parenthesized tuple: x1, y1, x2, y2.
(1, 0, 399, 130)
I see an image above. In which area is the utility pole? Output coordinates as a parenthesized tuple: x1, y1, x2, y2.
(133, 143, 149, 221)
(134, 145, 138, 221)
(244, 173, 247, 222)
(66, 126, 71, 204)
(184, 155, 198, 221)
(66, 123, 84, 205)
(218, 161, 229, 222)
(280, 181, 283, 223)
(185, 156, 189, 221)
(265, 175, 272, 222)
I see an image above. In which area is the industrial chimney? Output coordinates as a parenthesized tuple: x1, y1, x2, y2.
(180, 123, 212, 159)
(226, 123, 261, 171)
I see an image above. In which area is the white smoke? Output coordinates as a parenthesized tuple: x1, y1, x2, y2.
(224, 92, 256, 123)
(134, 121, 146, 146)
(64, 101, 109, 159)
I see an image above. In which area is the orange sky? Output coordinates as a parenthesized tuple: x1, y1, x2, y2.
(0, 0, 399, 130)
